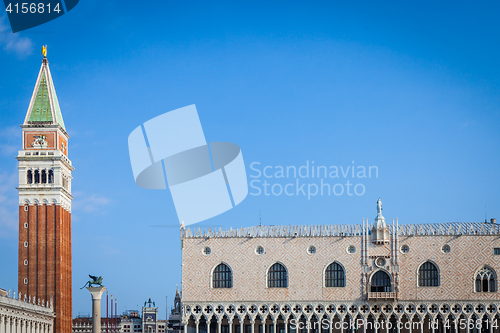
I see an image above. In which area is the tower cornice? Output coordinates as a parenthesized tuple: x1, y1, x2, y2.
(16, 153, 74, 171)
(21, 124, 70, 138)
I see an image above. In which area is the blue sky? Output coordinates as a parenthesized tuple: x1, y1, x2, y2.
(1, 0, 500, 318)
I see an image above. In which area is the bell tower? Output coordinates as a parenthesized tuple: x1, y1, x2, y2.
(17, 48, 73, 333)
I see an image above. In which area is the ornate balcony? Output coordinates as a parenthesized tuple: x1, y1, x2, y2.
(367, 292, 397, 299)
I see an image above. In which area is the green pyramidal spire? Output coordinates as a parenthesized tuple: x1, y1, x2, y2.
(24, 56, 66, 130)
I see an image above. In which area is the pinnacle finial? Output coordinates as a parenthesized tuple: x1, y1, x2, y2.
(376, 198, 383, 217)
(41, 45, 47, 58)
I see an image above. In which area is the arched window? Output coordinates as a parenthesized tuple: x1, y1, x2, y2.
(325, 262, 345, 287)
(268, 263, 288, 288)
(41, 170, 47, 183)
(48, 169, 54, 184)
(418, 261, 440, 287)
(27, 170, 32, 184)
(212, 263, 232, 288)
(34, 170, 40, 184)
(475, 266, 497, 292)
(370, 270, 391, 292)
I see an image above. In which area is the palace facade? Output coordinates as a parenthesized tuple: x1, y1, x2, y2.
(180, 200, 500, 333)
(0, 288, 55, 333)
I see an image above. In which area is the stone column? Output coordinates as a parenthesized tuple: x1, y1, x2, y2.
(87, 286, 107, 333)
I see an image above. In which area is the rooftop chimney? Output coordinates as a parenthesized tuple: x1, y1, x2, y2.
(491, 218, 496, 224)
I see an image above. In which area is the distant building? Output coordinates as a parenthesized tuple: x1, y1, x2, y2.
(142, 298, 167, 333)
(72, 316, 121, 333)
(121, 311, 142, 333)
(168, 287, 183, 333)
(0, 288, 55, 333)
(73, 300, 168, 333)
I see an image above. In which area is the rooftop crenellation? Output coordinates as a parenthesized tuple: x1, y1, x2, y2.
(181, 221, 500, 239)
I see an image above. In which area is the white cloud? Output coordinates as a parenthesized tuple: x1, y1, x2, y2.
(0, 15, 33, 58)
(0, 126, 21, 155)
(0, 170, 19, 238)
(72, 192, 113, 213)
(0, 125, 20, 138)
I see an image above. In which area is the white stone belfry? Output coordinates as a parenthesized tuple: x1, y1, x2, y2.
(87, 286, 106, 333)
(371, 198, 390, 244)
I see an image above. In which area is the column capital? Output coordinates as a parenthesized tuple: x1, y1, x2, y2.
(86, 286, 107, 300)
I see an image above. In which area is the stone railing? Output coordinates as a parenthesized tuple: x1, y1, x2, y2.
(0, 290, 53, 310)
(367, 292, 397, 300)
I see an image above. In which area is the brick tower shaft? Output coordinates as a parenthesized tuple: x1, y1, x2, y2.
(17, 53, 73, 333)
